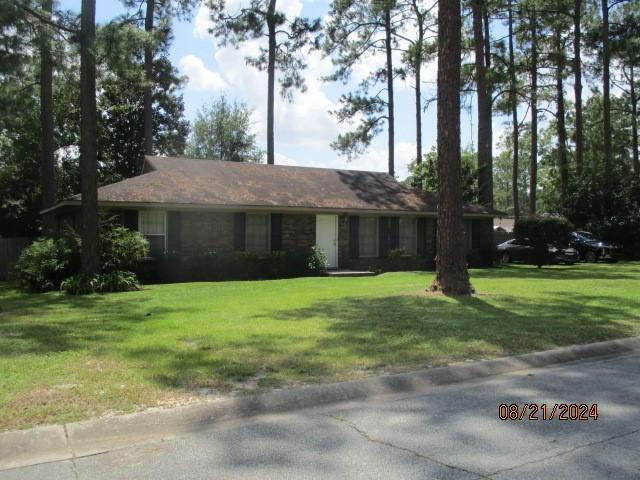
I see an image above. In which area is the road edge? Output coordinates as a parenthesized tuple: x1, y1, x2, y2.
(2, 335, 640, 471)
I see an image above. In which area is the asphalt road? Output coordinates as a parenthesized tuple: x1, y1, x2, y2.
(2, 352, 640, 479)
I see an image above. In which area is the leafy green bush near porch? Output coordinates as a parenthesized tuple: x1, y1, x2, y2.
(12, 223, 148, 294)
(1, 262, 640, 431)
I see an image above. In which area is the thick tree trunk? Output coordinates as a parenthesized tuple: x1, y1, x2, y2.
(555, 29, 568, 206)
(573, 0, 583, 177)
(415, 58, 422, 164)
(631, 66, 639, 176)
(602, 0, 612, 176)
(483, 8, 490, 69)
(483, 4, 493, 201)
(142, 0, 155, 171)
(413, 1, 423, 165)
(529, 9, 538, 216)
(266, 0, 276, 165)
(39, 0, 56, 235)
(472, 0, 492, 209)
(508, 3, 519, 221)
(80, 0, 99, 275)
(385, 7, 395, 177)
(429, 0, 473, 296)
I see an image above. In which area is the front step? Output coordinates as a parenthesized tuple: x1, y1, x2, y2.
(326, 270, 376, 277)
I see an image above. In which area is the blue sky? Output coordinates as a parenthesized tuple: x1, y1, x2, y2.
(59, 0, 494, 179)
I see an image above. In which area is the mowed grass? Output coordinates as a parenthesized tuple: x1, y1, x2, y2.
(1, 262, 639, 431)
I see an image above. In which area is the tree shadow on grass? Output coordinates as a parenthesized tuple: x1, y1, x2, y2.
(0, 284, 185, 356)
(250, 291, 640, 372)
(128, 290, 640, 392)
(3, 272, 639, 398)
(126, 336, 334, 392)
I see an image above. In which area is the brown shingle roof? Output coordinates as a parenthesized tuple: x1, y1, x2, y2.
(62, 156, 492, 215)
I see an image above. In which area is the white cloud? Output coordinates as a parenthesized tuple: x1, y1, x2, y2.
(179, 54, 228, 91)
(193, 0, 303, 38)
(185, 1, 421, 176)
(421, 57, 438, 86)
(276, 141, 415, 180)
(193, 3, 214, 38)
(493, 126, 507, 153)
(355, 142, 415, 179)
(203, 25, 339, 148)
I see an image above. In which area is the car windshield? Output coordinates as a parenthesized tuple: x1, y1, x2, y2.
(577, 231, 596, 241)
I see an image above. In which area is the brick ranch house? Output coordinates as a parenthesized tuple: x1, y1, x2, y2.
(44, 156, 496, 280)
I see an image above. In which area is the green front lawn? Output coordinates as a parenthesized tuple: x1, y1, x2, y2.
(1, 263, 639, 431)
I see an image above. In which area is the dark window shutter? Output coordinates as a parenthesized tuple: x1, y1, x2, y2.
(417, 218, 427, 257)
(349, 216, 359, 258)
(379, 217, 389, 257)
(433, 221, 438, 257)
(270, 213, 282, 251)
(389, 217, 399, 250)
(234, 213, 246, 251)
(472, 219, 482, 250)
(167, 211, 181, 252)
(122, 210, 138, 230)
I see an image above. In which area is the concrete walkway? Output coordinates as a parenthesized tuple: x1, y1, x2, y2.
(2, 351, 640, 479)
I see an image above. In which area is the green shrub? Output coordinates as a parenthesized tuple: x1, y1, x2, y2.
(13, 237, 79, 292)
(94, 271, 140, 292)
(14, 221, 146, 294)
(307, 245, 328, 275)
(60, 274, 97, 295)
(514, 216, 574, 268)
(153, 249, 313, 282)
(61, 270, 140, 295)
(190, 250, 218, 280)
(232, 251, 261, 279)
(387, 248, 406, 259)
(101, 225, 149, 272)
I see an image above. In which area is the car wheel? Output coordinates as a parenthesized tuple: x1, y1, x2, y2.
(500, 252, 510, 264)
(585, 251, 597, 263)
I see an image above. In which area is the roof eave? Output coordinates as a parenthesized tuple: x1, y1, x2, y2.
(42, 199, 494, 217)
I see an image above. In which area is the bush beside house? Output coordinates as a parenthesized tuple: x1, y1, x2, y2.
(12, 237, 79, 292)
(13, 221, 149, 294)
(151, 247, 323, 283)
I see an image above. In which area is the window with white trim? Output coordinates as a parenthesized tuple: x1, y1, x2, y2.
(139, 210, 166, 256)
(399, 217, 417, 255)
(359, 216, 378, 257)
(246, 213, 270, 254)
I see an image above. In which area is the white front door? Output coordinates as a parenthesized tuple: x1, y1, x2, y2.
(316, 214, 338, 269)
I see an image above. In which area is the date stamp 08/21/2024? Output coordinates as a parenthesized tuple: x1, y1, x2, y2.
(499, 403, 599, 421)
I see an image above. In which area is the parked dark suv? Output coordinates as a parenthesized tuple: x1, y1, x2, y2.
(568, 231, 623, 263)
(497, 239, 579, 265)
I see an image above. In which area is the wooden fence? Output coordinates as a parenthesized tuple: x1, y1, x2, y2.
(0, 237, 35, 280)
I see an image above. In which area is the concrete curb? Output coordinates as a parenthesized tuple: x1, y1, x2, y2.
(2, 335, 640, 471)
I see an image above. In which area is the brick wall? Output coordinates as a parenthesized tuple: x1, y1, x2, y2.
(338, 215, 437, 271)
(178, 211, 234, 255)
(53, 207, 494, 280)
(282, 214, 315, 253)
